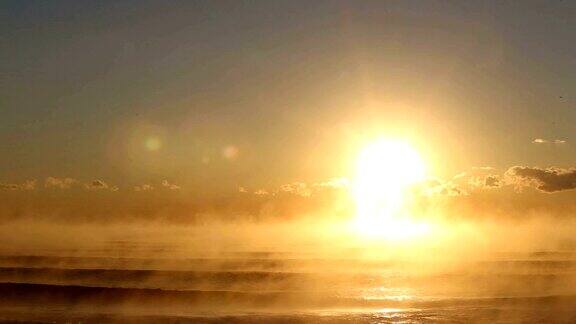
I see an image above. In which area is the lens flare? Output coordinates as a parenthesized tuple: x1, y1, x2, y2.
(145, 137, 162, 151)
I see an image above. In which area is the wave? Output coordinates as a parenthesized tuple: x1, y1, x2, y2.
(2, 254, 576, 273)
(2, 282, 576, 309)
(2, 265, 576, 293)
(0, 254, 401, 272)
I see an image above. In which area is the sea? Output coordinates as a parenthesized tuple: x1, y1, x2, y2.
(0, 223, 575, 323)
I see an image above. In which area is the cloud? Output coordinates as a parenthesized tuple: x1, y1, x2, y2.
(472, 166, 495, 171)
(134, 184, 154, 192)
(505, 166, 576, 193)
(134, 180, 180, 191)
(532, 138, 566, 144)
(280, 182, 312, 197)
(454, 167, 495, 183)
(45, 177, 77, 189)
(453, 172, 467, 179)
(277, 178, 349, 197)
(0, 183, 19, 191)
(0, 180, 36, 191)
(468, 175, 501, 189)
(161, 180, 180, 190)
(312, 177, 349, 189)
(484, 175, 501, 188)
(85, 180, 109, 190)
(449, 167, 502, 192)
(21, 180, 36, 190)
(417, 178, 468, 196)
(241, 178, 349, 199)
(246, 174, 473, 200)
(443, 184, 466, 196)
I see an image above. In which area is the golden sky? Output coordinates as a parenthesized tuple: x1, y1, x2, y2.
(0, 1, 575, 222)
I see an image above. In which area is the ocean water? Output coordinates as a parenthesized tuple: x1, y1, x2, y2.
(0, 229, 576, 323)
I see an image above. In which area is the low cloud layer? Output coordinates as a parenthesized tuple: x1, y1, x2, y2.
(506, 166, 576, 193)
(484, 175, 501, 188)
(85, 180, 110, 190)
(449, 167, 501, 193)
(532, 138, 566, 144)
(134, 180, 181, 191)
(45, 177, 77, 189)
(2, 167, 576, 223)
(240, 178, 349, 198)
(0, 180, 36, 191)
(134, 184, 154, 192)
(419, 178, 467, 196)
(2, 176, 182, 193)
(161, 180, 180, 190)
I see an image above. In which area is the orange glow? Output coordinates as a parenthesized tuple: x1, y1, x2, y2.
(352, 138, 429, 240)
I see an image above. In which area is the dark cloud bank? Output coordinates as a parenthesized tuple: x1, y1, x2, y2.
(507, 166, 576, 193)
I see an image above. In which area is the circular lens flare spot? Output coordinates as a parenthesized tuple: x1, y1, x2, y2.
(222, 145, 239, 160)
(145, 137, 162, 151)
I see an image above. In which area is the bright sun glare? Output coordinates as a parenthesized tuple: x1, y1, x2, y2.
(353, 139, 429, 240)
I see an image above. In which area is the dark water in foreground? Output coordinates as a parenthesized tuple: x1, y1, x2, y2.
(1, 245, 576, 323)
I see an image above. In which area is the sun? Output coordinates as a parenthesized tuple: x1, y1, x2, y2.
(353, 138, 429, 239)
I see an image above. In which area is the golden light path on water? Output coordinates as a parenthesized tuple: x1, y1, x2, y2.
(347, 138, 442, 306)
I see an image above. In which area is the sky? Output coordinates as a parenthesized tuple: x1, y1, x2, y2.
(0, 1, 575, 221)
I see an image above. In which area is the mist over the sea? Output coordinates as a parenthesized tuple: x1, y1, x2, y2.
(1, 209, 576, 322)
